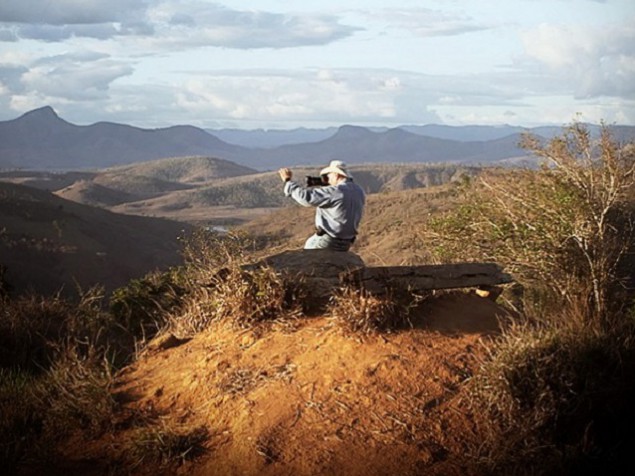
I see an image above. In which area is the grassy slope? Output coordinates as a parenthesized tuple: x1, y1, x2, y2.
(51, 162, 479, 221)
(102, 155, 258, 184)
(0, 181, 193, 297)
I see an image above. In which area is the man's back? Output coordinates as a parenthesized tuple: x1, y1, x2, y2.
(279, 161, 365, 251)
(315, 180, 365, 241)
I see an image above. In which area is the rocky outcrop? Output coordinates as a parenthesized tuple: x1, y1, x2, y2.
(246, 250, 513, 309)
(341, 262, 513, 295)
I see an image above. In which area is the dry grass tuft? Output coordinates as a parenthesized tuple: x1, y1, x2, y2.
(181, 229, 256, 277)
(165, 229, 307, 336)
(129, 421, 209, 467)
(212, 266, 305, 328)
(328, 286, 419, 334)
(0, 287, 124, 469)
(167, 265, 305, 337)
(37, 345, 117, 437)
(165, 286, 217, 338)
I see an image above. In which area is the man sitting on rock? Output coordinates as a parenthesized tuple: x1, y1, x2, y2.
(278, 160, 365, 251)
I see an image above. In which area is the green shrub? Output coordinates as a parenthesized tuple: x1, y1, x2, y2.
(109, 267, 188, 340)
(426, 123, 635, 326)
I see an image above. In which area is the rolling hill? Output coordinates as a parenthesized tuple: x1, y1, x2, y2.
(44, 160, 480, 226)
(53, 156, 259, 208)
(0, 181, 194, 297)
(103, 155, 258, 184)
(0, 152, 488, 293)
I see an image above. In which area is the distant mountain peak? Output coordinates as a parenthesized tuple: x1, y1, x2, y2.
(332, 125, 376, 140)
(21, 106, 60, 120)
(338, 125, 371, 133)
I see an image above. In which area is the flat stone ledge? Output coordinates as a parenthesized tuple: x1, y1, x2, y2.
(341, 262, 513, 295)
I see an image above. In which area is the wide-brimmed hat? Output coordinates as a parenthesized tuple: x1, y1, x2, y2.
(320, 160, 349, 178)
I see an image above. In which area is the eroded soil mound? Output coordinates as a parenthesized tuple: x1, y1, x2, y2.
(51, 292, 508, 476)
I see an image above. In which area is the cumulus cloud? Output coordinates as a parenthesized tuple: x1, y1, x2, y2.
(520, 22, 635, 98)
(16, 23, 153, 42)
(174, 70, 393, 123)
(168, 68, 509, 126)
(1, 51, 133, 104)
(30, 66, 132, 101)
(123, 66, 578, 127)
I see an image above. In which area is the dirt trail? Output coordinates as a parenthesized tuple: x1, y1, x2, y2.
(62, 292, 509, 476)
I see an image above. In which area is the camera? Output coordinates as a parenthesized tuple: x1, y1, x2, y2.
(306, 175, 327, 187)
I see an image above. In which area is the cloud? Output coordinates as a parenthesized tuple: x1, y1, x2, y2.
(0, 1, 359, 49)
(15, 23, 153, 42)
(173, 69, 402, 123)
(165, 68, 536, 126)
(17, 67, 441, 127)
(0, 64, 28, 95)
(370, 8, 491, 37)
(2, 51, 133, 104)
(0, 0, 148, 25)
(0, 0, 152, 42)
(0, 27, 17, 41)
(520, 21, 635, 98)
(3, 61, 634, 128)
(146, 2, 360, 49)
(1, 2, 631, 128)
(0, 57, 570, 127)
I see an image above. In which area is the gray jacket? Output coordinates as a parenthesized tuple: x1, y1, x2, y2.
(283, 179, 365, 240)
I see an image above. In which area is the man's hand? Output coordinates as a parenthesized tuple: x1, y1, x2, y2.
(278, 167, 292, 182)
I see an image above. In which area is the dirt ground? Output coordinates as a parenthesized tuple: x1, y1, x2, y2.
(48, 291, 510, 476)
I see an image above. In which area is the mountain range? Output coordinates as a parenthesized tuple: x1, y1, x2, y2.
(208, 124, 569, 148)
(2, 106, 634, 171)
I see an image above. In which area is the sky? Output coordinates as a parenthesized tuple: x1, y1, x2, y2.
(0, 0, 634, 130)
